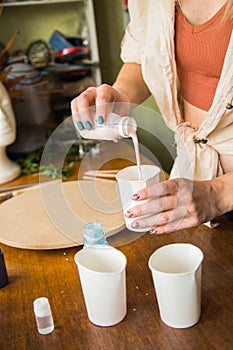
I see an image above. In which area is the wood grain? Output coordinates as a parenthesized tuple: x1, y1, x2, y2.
(0, 216, 232, 350)
(0, 141, 232, 349)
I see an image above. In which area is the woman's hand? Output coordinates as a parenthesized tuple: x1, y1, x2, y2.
(70, 62, 151, 131)
(125, 178, 224, 234)
(70, 84, 130, 131)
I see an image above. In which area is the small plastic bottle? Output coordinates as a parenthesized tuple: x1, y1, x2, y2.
(83, 222, 109, 248)
(0, 248, 8, 288)
(33, 297, 54, 335)
(73, 112, 137, 142)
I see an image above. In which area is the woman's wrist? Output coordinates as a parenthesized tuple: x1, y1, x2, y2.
(211, 172, 233, 214)
(111, 83, 131, 104)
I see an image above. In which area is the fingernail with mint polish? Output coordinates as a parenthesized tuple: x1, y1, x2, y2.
(131, 221, 140, 229)
(150, 229, 157, 235)
(125, 211, 133, 218)
(98, 115, 104, 124)
(77, 121, 84, 131)
(85, 121, 92, 130)
(131, 194, 140, 200)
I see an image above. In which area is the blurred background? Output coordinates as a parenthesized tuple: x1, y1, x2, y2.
(0, 0, 175, 174)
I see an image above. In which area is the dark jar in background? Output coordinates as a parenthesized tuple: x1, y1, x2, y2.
(0, 248, 8, 288)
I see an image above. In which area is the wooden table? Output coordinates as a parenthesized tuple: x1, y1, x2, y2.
(0, 141, 232, 350)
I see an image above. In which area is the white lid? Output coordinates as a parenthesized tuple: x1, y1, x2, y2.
(33, 297, 51, 316)
(118, 116, 137, 137)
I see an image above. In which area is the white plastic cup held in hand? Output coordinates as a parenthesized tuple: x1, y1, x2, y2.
(149, 243, 204, 328)
(116, 165, 161, 232)
(74, 245, 127, 326)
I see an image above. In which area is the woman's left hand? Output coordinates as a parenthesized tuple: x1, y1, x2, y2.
(125, 177, 222, 234)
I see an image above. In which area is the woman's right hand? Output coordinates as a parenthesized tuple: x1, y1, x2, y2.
(70, 83, 130, 131)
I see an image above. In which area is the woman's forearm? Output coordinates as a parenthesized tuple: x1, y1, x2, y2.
(113, 62, 151, 105)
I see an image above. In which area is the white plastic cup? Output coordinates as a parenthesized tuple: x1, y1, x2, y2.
(116, 165, 161, 232)
(149, 243, 204, 328)
(74, 245, 127, 326)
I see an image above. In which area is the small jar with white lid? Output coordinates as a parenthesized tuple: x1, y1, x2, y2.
(73, 112, 137, 142)
(33, 297, 54, 335)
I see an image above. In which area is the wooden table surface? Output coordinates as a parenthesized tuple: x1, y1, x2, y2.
(0, 141, 232, 350)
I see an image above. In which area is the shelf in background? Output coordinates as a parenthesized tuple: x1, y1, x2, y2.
(43, 61, 99, 73)
(2, 0, 84, 7)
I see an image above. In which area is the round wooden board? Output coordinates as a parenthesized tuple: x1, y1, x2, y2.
(0, 180, 125, 250)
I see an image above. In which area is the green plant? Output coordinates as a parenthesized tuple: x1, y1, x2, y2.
(16, 143, 80, 179)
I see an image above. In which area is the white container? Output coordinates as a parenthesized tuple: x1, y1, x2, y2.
(116, 165, 161, 232)
(33, 297, 54, 335)
(72, 112, 137, 142)
(74, 245, 127, 326)
(148, 243, 204, 329)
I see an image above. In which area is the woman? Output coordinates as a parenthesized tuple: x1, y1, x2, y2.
(71, 0, 233, 234)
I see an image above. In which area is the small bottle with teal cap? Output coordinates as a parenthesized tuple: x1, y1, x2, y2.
(83, 222, 109, 248)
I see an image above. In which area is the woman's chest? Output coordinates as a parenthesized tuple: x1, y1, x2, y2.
(178, 0, 228, 25)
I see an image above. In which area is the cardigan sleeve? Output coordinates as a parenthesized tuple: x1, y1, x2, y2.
(120, 0, 143, 64)
(120, 23, 142, 64)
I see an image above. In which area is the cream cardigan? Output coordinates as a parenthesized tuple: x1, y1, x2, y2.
(121, 0, 233, 181)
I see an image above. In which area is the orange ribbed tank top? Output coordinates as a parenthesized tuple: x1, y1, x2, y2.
(175, 3, 233, 111)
